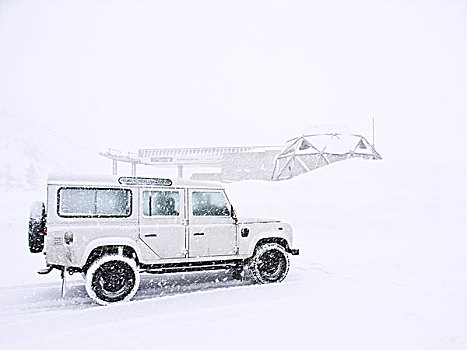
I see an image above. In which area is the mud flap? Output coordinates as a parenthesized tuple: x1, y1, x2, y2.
(60, 267, 67, 298)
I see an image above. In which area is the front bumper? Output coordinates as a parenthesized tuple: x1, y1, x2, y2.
(289, 248, 300, 255)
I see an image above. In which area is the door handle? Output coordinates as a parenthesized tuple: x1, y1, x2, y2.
(193, 232, 204, 236)
(145, 233, 158, 237)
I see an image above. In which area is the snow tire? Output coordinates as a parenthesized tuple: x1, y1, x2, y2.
(85, 255, 140, 306)
(249, 243, 290, 284)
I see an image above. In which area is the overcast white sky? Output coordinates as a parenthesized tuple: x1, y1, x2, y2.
(1, 0, 466, 165)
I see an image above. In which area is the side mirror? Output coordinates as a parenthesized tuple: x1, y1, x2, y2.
(231, 205, 238, 224)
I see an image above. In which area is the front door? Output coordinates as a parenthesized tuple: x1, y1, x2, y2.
(139, 188, 186, 260)
(188, 189, 237, 258)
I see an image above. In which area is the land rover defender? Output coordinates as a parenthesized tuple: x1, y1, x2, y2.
(28, 175, 299, 305)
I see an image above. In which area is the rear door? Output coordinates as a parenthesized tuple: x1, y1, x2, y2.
(188, 189, 237, 258)
(139, 188, 186, 259)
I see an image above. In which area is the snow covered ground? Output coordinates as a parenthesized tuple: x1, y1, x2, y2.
(1, 159, 466, 350)
(1, 0, 466, 348)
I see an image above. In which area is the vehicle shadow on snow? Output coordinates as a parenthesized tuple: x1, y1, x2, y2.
(66, 270, 254, 305)
(134, 270, 254, 301)
(0, 271, 254, 315)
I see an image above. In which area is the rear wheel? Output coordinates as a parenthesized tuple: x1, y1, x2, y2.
(85, 255, 140, 305)
(249, 243, 290, 284)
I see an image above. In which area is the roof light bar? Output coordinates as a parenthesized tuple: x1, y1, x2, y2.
(118, 177, 172, 186)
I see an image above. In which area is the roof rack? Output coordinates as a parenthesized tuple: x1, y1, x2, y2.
(118, 177, 172, 186)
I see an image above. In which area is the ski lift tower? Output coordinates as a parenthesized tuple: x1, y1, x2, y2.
(99, 126, 381, 181)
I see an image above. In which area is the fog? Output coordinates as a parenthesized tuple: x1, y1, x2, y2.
(1, 3, 467, 348)
(1, 0, 466, 168)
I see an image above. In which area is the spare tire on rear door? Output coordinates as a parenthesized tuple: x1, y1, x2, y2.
(28, 201, 46, 253)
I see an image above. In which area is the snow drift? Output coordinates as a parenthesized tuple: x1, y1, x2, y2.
(1, 158, 466, 350)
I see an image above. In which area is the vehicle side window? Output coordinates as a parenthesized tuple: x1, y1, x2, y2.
(192, 191, 230, 216)
(58, 188, 131, 217)
(143, 191, 180, 216)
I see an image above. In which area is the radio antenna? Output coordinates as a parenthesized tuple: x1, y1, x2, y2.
(372, 117, 375, 147)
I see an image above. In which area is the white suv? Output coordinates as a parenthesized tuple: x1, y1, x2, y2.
(28, 175, 299, 305)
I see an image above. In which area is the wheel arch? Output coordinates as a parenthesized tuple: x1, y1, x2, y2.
(249, 236, 291, 257)
(80, 238, 141, 271)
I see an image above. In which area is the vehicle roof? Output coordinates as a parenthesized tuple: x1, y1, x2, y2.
(47, 173, 224, 189)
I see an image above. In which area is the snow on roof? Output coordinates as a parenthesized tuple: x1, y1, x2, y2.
(47, 173, 222, 189)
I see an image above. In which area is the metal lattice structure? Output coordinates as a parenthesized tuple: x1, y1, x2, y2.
(100, 133, 382, 181)
(272, 134, 382, 180)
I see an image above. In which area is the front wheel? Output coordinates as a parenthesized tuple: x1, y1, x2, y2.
(85, 255, 140, 305)
(249, 243, 290, 284)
